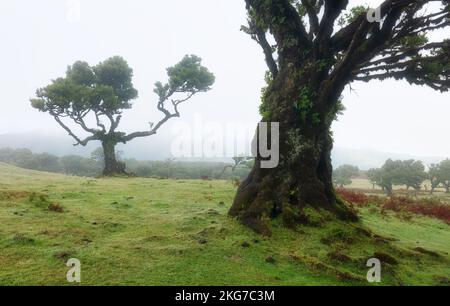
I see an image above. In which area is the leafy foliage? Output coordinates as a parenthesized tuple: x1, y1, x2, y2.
(0, 147, 250, 180)
(32, 56, 137, 119)
(168, 55, 215, 93)
(428, 159, 450, 193)
(30, 55, 214, 175)
(333, 164, 360, 187)
(368, 159, 427, 194)
(0, 147, 101, 176)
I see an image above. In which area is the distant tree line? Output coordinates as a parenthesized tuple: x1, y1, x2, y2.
(0, 147, 251, 180)
(367, 160, 426, 195)
(334, 159, 450, 196)
(428, 160, 450, 194)
(368, 159, 450, 195)
(333, 164, 360, 188)
(126, 159, 251, 180)
(0, 147, 102, 176)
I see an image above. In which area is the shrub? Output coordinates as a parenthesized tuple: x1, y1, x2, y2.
(336, 188, 369, 206)
(48, 203, 64, 213)
(383, 196, 450, 224)
(12, 233, 35, 244)
(28, 192, 50, 207)
(337, 188, 450, 224)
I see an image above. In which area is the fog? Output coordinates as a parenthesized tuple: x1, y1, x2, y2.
(1, 0, 449, 160)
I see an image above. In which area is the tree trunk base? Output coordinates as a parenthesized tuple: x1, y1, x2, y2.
(102, 161, 128, 177)
(229, 166, 358, 236)
(102, 141, 128, 177)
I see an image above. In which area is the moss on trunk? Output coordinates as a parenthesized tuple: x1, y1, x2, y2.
(229, 69, 357, 235)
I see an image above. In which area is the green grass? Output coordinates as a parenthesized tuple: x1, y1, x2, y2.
(0, 162, 448, 286)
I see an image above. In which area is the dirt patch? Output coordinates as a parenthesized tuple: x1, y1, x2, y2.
(48, 203, 64, 213)
(434, 275, 450, 285)
(290, 254, 365, 281)
(373, 252, 398, 265)
(413, 247, 440, 258)
(53, 251, 72, 260)
(11, 233, 35, 245)
(0, 190, 30, 201)
(205, 209, 221, 216)
(320, 228, 355, 245)
(265, 256, 276, 264)
(327, 251, 353, 263)
(28, 192, 65, 212)
(198, 238, 208, 245)
(241, 241, 251, 248)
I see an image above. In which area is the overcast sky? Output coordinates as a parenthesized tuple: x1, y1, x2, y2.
(0, 0, 449, 158)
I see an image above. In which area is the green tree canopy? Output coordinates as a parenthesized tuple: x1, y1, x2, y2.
(429, 159, 450, 193)
(230, 0, 450, 234)
(369, 159, 427, 195)
(333, 164, 360, 187)
(31, 55, 214, 175)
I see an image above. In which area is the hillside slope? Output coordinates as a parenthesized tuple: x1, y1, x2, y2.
(0, 163, 448, 285)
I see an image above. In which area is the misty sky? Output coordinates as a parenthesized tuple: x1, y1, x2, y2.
(1, 0, 449, 158)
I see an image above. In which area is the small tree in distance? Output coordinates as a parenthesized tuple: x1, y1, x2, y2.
(401, 160, 427, 191)
(368, 159, 427, 195)
(367, 168, 382, 190)
(429, 159, 450, 194)
(217, 156, 254, 179)
(31, 55, 215, 176)
(333, 164, 359, 188)
(437, 159, 450, 193)
(428, 163, 441, 194)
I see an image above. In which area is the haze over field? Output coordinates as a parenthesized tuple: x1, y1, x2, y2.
(1, 0, 450, 159)
(0, 132, 445, 170)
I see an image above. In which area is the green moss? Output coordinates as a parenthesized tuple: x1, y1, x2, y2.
(320, 227, 356, 245)
(281, 204, 308, 228)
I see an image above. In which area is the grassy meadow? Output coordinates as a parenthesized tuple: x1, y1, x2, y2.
(0, 162, 449, 286)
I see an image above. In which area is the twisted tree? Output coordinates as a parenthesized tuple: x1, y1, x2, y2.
(429, 159, 450, 193)
(333, 164, 359, 187)
(31, 55, 214, 176)
(230, 0, 450, 235)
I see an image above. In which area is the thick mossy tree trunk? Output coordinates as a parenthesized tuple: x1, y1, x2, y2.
(229, 66, 357, 235)
(101, 140, 126, 176)
(232, 0, 450, 235)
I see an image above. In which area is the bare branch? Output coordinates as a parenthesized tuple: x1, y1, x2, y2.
(50, 111, 99, 146)
(94, 112, 107, 133)
(301, 0, 320, 38)
(255, 27, 279, 77)
(121, 91, 198, 143)
(246, 0, 311, 63)
(318, 0, 349, 44)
